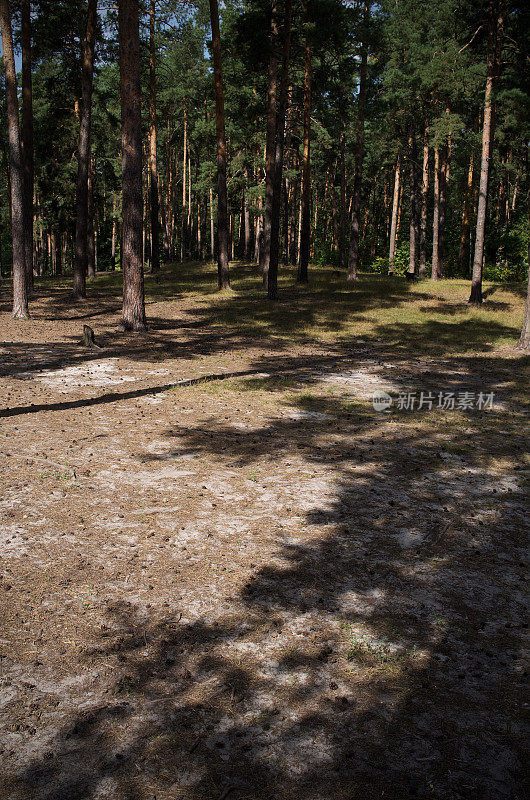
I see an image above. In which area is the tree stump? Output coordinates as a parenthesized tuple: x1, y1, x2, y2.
(81, 324, 101, 348)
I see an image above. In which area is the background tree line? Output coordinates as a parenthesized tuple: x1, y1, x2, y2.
(0, 0, 529, 336)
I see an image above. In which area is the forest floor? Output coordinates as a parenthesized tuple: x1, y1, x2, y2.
(0, 262, 528, 800)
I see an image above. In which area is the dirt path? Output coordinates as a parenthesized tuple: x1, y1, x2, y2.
(0, 272, 528, 800)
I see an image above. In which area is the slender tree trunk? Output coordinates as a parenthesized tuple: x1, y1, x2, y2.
(118, 0, 147, 330)
(388, 154, 400, 274)
(339, 131, 347, 268)
(209, 186, 215, 259)
(181, 108, 187, 261)
(244, 169, 252, 260)
(297, 35, 312, 283)
(21, 0, 34, 294)
(149, 0, 160, 273)
(469, 2, 504, 304)
(431, 146, 440, 280)
(0, 0, 29, 317)
(418, 122, 429, 278)
(261, 0, 280, 284)
(518, 166, 530, 349)
(74, 0, 97, 298)
(267, 0, 292, 300)
(111, 200, 117, 270)
(209, 0, 230, 288)
(408, 125, 418, 277)
(347, 0, 369, 281)
(458, 142, 475, 275)
(87, 165, 96, 277)
(438, 133, 451, 278)
(55, 230, 62, 276)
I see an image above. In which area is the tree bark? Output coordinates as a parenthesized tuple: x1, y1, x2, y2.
(418, 122, 429, 278)
(388, 154, 400, 274)
(267, 0, 292, 300)
(21, 0, 34, 294)
(87, 164, 96, 278)
(298, 33, 312, 284)
(209, 0, 230, 288)
(261, 0, 280, 284)
(339, 131, 347, 268)
(347, 0, 369, 281)
(74, 0, 97, 298)
(469, 2, 504, 305)
(0, 0, 29, 317)
(181, 107, 187, 261)
(149, 0, 160, 273)
(407, 124, 418, 277)
(518, 175, 530, 349)
(118, 0, 147, 330)
(431, 146, 440, 280)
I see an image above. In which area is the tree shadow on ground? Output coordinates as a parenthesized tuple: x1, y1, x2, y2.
(5, 346, 527, 800)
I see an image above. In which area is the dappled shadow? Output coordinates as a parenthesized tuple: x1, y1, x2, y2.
(5, 343, 527, 800)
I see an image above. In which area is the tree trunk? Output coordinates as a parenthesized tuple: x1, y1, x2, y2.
(181, 107, 187, 261)
(244, 169, 252, 260)
(267, 0, 292, 300)
(418, 122, 429, 278)
(518, 176, 530, 349)
(209, 0, 230, 288)
(0, 0, 29, 318)
(298, 34, 312, 284)
(118, 0, 147, 330)
(87, 165, 96, 278)
(408, 125, 418, 277)
(55, 230, 62, 276)
(149, 0, 160, 273)
(261, 0, 280, 284)
(74, 0, 97, 298)
(347, 0, 369, 281)
(469, 2, 504, 305)
(111, 201, 117, 270)
(339, 131, 347, 268)
(388, 154, 400, 274)
(437, 133, 451, 279)
(21, 0, 34, 294)
(431, 146, 440, 280)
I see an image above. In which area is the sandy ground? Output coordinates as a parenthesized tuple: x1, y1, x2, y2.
(0, 271, 528, 800)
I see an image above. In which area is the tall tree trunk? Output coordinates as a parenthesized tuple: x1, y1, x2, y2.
(54, 230, 62, 276)
(244, 168, 252, 260)
(21, 0, 34, 294)
(458, 141, 475, 276)
(74, 0, 97, 298)
(518, 167, 530, 350)
(149, 0, 160, 273)
(0, 0, 29, 318)
(437, 132, 451, 279)
(267, 0, 292, 300)
(111, 200, 117, 270)
(209, 0, 230, 288)
(388, 154, 400, 274)
(431, 146, 440, 280)
(339, 131, 347, 268)
(347, 0, 369, 281)
(118, 0, 147, 330)
(298, 34, 312, 283)
(181, 107, 187, 261)
(87, 164, 96, 278)
(418, 122, 429, 278)
(469, 1, 504, 304)
(261, 0, 280, 284)
(407, 125, 418, 276)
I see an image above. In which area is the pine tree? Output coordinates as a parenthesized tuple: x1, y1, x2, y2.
(118, 0, 146, 330)
(0, 0, 29, 318)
